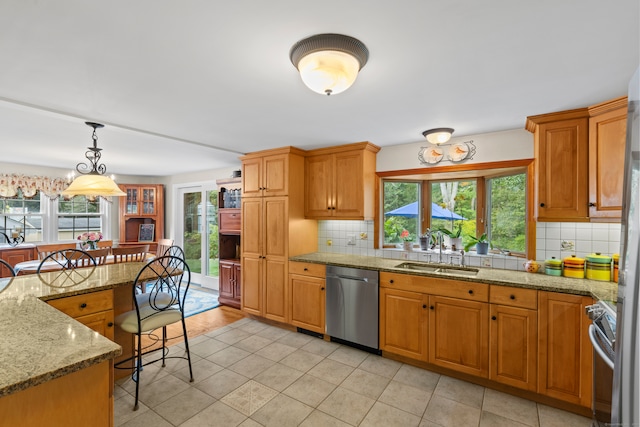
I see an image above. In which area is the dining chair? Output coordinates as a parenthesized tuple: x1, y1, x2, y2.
(36, 243, 78, 260)
(114, 255, 193, 410)
(112, 245, 150, 263)
(96, 239, 113, 253)
(37, 249, 97, 274)
(0, 259, 16, 277)
(163, 245, 185, 260)
(156, 238, 174, 257)
(86, 248, 110, 265)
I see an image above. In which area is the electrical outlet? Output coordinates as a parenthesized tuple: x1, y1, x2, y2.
(481, 257, 492, 268)
(326, 239, 332, 246)
(347, 234, 356, 245)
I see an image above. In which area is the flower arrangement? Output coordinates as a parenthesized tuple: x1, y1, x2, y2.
(400, 229, 413, 242)
(78, 231, 103, 250)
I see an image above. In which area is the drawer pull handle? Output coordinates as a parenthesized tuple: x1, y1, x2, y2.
(80, 303, 87, 309)
(107, 322, 114, 327)
(468, 290, 474, 295)
(303, 268, 308, 271)
(389, 279, 394, 284)
(491, 316, 497, 321)
(510, 295, 516, 300)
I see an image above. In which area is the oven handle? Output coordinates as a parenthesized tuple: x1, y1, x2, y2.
(589, 324, 614, 369)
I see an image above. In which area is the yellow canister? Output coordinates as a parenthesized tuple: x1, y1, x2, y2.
(563, 255, 585, 279)
(613, 253, 620, 282)
(586, 253, 612, 281)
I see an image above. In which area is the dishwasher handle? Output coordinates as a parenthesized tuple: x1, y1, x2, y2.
(329, 274, 369, 282)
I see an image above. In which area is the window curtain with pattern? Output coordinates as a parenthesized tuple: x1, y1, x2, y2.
(0, 174, 68, 199)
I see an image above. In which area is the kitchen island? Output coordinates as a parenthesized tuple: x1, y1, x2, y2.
(0, 262, 151, 426)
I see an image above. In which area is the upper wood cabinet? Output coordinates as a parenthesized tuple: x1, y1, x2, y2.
(526, 96, 627, 222)
(118, 184, 164, 249)
(305, 142, 380, 220)
(588, 97, 628, 219)
(242, 150, 302, 198)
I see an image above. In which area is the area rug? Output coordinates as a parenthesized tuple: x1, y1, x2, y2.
(183, 286, 220, 318)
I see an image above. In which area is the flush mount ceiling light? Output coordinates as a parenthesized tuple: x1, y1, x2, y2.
(61, 122, 126, 198)
(289, 33, 369, 96)
(422, 128, 455, 145)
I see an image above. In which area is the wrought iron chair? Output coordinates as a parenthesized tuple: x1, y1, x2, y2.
(112, 245, 149, 263)
(114, 255, 193, 410)
(0, 259, 16, 277)
(37, 249, 97, 274)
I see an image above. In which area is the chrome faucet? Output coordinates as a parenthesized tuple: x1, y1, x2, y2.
(437, 231, 443, 263)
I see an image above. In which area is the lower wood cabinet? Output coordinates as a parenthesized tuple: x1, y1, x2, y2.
(219, 260, 241, 309)
(47, 289, 115, 340)
(0, 245, 36, 277)
(429, 295, 489, 377)
(380, 287, 428, 361)
(289, 261, 326, 334)
(538, 291, 593, 407)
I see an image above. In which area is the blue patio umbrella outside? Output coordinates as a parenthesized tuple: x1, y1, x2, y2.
(385, 201, 465, 220)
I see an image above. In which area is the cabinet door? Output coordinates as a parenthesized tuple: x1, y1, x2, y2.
(242, 157, 263, 197)
(76, 310, 115, 341)
(538, 292, 593, 407)
(241, 255, 262, 316)
(589, 107, 627, 219)
(233, 263, 242, 300)
(219, 260, 235, 300)
(241, 199, 262, 258)
(490, 304, 537, 391)
(263, 197, 287, 259)
(0, 247, 35, 277)
(333, 150, 365, 218)
(380, 287, 428, 361)
(124, 187, 139, 215)
(429, 295, 489, 377)
(263, 153, 288, 197)
(290, 274, 326, 334)
(305, 154, 333, 218)
(140, 186, 158, 215)
(536, 118, 589, 221)
(263, 258, 287, 323)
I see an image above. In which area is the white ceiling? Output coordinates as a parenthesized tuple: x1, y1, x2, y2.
(1, 1, 638, 177)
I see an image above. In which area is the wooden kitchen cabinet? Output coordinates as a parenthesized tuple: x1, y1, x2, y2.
(47, 289, 115, 341)
(588, 97, 627, 219)
(217, 177, 242, 309)
(289, 261, 326, 334)
(0, 245, 36, 277)
(118, 184, 164, 251)
(305, 142, 380, 220)
(219, 260, 241, 309)
(489, 285, 538, 391)
(240, 147, 317, 324)
(538, 291, 593, 407)
(526, 110, 590, 221)
(380, 286, 428, 361)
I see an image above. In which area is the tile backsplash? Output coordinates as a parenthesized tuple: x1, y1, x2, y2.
(316, 220, 622, 272)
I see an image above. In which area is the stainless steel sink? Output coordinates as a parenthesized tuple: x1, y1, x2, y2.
(394, 262, 440, 272)
(394, 262, 479, 277)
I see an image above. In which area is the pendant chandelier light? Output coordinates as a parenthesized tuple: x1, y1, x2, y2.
(61, 122, 126, 198)
(422, 128, 455, 145)
(289, 33, 369, 96)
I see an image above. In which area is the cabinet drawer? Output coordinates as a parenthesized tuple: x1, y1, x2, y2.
(490, 285, 537, 309)
(380, 272, 488, 302)
(289, 261, 326, 278)
(219, 209, 241, 233)
(47, 290, 114, 318)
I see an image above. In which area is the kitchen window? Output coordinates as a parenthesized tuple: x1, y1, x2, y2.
(56, 196, 105, 241)
(0, 188, 42, 242)
(380, 161, 530, 256)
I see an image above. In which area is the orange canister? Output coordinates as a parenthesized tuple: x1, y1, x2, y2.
(563, 255, 585, 279)
(613, 253, 620, 282)
(586, 253, 612, 281)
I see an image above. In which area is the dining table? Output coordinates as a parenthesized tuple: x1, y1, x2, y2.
(13, 253, 155, 275)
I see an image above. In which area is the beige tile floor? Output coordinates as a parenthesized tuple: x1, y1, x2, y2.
(114, 317, 593, 427)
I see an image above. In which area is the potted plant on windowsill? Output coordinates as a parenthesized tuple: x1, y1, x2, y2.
(400, 229, 414, 252)
(464, 233, 490, 255)
(437, 224, 463, 251)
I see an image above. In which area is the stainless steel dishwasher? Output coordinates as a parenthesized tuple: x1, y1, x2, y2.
(325, 265, 380, 352)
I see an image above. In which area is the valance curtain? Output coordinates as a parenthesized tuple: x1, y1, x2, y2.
(0, 174, 68, 200)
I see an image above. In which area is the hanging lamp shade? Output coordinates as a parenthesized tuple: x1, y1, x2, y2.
(61, 122, 126, 198)
(422, 128, 455, 145)
(290, 34, 369, 96)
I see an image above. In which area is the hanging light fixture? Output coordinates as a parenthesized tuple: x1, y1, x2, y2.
(422, 128, 455, 145)
(289, 33, 369, 96)
(61, 122, 126, 198)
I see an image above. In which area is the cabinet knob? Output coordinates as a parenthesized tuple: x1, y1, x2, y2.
(491, 316, 497, 321)
(540, 203, 545, 207)
(589, 202, 596, 207)
(468, 290, 474, 295)
(389, 279, 394, 284)
(303, 268, 308, 271)
(422, 304, 427, 309)
(327, 207, 331, 210)
(80, 303, 87, 309)
(321, 287, 325, 291)
(510, 295, 515, 300)
(107, 322, 114, 327)
(430, 305, 435, 310)
(331, 207, 336, 210)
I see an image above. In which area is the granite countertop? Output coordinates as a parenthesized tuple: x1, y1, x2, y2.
(289, 252, 618, 303)
(0, 263, 148, 397)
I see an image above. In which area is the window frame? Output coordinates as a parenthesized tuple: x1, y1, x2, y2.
(376, 159, 535, 258)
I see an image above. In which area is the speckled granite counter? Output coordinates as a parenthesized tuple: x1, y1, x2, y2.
(0, 263, 148, 397)
(289, 252, 618, 303)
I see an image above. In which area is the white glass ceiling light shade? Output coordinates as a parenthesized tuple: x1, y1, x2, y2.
(422, 128, 455, 145)
(61, 122, 126, 198)
(290, 34, 369, 96)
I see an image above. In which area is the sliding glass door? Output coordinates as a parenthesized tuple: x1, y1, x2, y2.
(177, 186, 218, 289)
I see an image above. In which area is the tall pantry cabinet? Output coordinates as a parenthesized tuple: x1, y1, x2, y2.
(240, 147, 317, 323)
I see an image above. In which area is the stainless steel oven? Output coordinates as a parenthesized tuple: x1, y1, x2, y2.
(586, 301, 616, 426)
